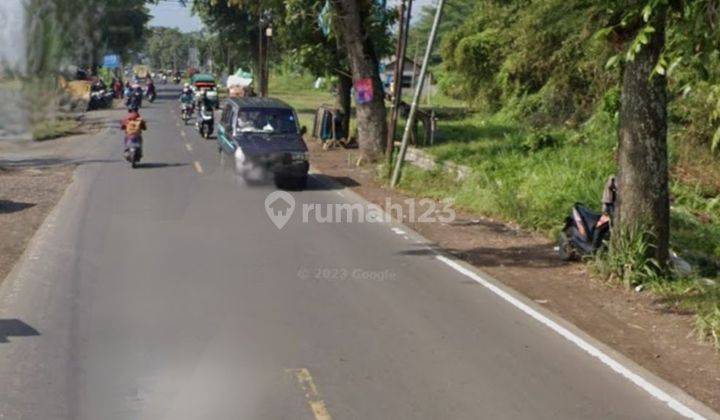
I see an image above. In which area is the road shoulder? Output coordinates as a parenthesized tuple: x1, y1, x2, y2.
(0, 107, 119, 288)
(307, 140, 720, 415)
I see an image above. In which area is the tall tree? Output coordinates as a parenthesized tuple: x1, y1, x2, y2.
(281, 0, 353, 135)
(605, 1, 720, 267)
(193, 0, 283, 89)
(407, 0, 475, 65)
(330, 0, 387, 161)
(146, 27, 192, 70)
(615, 5, 670, 265)
(102, 0, 151, 63)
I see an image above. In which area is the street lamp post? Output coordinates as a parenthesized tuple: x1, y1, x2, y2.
(265, 25, 272, 97)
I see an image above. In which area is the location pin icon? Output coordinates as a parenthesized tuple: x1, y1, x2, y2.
(265, 191, 296, 230)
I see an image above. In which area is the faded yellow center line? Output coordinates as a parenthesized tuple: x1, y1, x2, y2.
(193, 161, 203, 174)
(287, 368, 332, 420)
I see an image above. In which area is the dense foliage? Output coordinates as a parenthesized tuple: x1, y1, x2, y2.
(145, 28, 202, 71)
(25, 0, 150, 76)
(434, 0, 720, 152)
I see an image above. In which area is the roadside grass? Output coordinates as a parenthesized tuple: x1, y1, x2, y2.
(272, 73, 720, 347)
(0, 79, 22, 90)
(32, 118, 81, 141)
(396, 112, 616, 234)
(272, 75, 720, 277)
(270, 72, 334, 130)
(396, 101, 720, 347)
(649, 277, 720, 349)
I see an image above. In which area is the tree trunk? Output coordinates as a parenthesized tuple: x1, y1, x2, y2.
(330, 0, 387, 161)
(336, 71, 352, 138)
(616, 7, 670, 266)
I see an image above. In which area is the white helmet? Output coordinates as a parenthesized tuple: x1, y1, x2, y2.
(184, 83, 190, 89)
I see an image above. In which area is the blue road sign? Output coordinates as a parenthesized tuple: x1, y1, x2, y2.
(103, 54, 120, 69)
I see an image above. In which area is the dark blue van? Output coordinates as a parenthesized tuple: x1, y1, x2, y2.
(217, 97, 309, 189)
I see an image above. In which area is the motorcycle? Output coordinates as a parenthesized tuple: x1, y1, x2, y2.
(173, 76, 181, 84)
(88, 89, 114, 110)
(124, 138, 143, 168)
(146, 85, 156, 103)
(557, 203, 611, 261)
(197, 105, 214, 139)
(126, 91, 143, 111)
(181, 103, 194, 124)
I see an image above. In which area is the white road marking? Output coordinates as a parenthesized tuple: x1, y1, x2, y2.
(193, 161, 203, 174)
(180, 131, 186, 138)
(435, 254, 705, 420)
(185, 144, 192, 152)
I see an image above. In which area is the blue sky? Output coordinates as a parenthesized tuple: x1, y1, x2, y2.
(148, 1, 203, 33)
(148, 0, 436, 33)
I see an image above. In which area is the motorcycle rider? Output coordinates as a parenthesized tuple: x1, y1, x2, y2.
(196, 88, 214, 128)
(146, 77, 156, 101)
(126, 84, 143, 111)
(125, 85, 143, 111)
(121, 109, 147, 161)
(180, 83, 195, 116)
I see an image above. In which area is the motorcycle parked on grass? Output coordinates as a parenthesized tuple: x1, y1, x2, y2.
(557, 204, 611, 260)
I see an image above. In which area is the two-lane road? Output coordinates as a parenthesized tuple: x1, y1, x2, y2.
(0, 86, 713, 419)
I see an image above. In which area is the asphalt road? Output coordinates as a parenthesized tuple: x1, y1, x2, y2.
(0, 86, 714, 420)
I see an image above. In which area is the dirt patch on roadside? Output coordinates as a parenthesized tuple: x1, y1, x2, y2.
(0, 165, 74, 285)
(308, 141, 720, 412)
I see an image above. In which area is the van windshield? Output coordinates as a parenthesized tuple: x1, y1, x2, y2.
(236, 108, 298, 134)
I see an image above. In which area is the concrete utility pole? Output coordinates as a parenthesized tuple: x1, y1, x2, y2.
(386, 0, 413, 170)
(390, 0, 445, 188)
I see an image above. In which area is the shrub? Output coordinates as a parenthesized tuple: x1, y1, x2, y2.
(522, 132, 559, 152)
(592, 226, 662, 288)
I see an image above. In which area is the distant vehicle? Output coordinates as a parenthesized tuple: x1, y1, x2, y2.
(190, 73, 219, 109)
(218, 97, 309, 189)
(197, 104, 214, 139)
(181, 103, 194, 124)
(132, 65, 150, 79)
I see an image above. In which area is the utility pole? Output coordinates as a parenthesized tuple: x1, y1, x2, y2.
(390, 0, 445, 188)
(385, 0, 413, 170)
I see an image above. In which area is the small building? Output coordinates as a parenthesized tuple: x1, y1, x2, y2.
(382, 56, 434, 97)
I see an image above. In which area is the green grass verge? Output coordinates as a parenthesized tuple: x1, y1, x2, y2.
(270, 72, 334, 130)
(32, 119, 80, 141)
(273, 72, 720, 347)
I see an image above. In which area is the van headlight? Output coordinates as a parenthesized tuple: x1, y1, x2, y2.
(291, 152, 308, 162)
